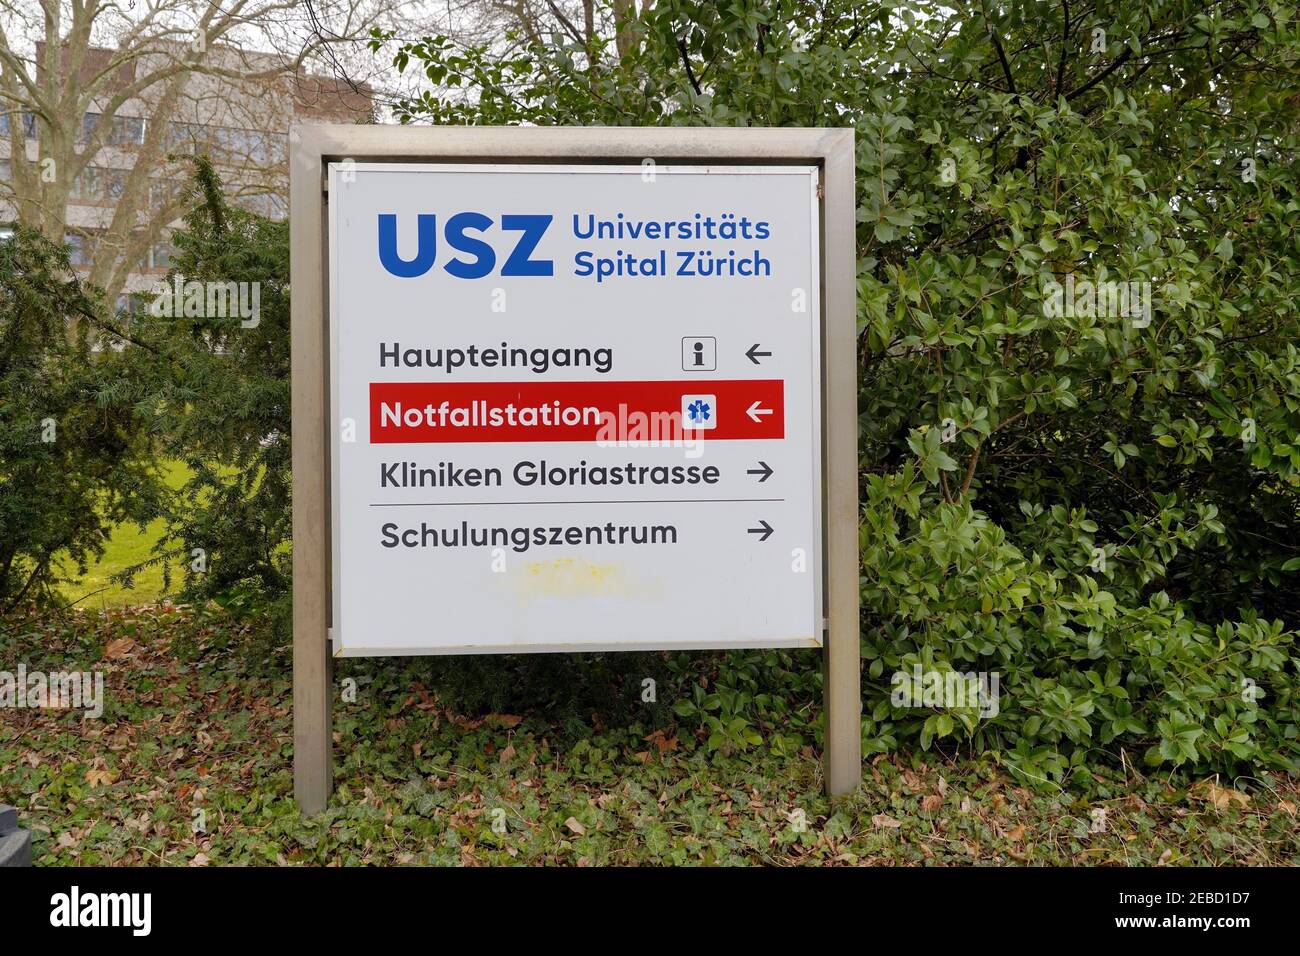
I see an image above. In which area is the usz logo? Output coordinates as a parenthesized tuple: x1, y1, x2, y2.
(378, 213, 553, 278)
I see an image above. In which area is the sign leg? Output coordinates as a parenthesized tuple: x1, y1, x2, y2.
(821, 127, 861, 798)
(293, 608, 332, 814)
(822, 623, 861, 796)
(290, 134, 332, 815)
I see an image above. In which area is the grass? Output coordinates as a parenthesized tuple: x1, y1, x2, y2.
(2, 606, 1298, 866)
(56, 459, 190, 608)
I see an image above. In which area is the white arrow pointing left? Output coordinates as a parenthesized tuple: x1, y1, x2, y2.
(746, 401, 773, 423)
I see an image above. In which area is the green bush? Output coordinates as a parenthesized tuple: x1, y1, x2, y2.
(410, 651, 668, 722)
(125, 159, 293, 644)
(82, 2, 1298, 782)
(378, 0, 1300, 780)
(0, 226, 162, 614)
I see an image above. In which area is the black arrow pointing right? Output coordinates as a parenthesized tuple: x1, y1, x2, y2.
(746, 461, 774, 482)
(747, 519, 774, 542)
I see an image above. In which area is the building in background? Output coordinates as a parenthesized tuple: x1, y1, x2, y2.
(0, 42, 372, 311)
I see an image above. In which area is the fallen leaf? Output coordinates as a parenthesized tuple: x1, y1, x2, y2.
(84, 768, 117, 787)
(643, 730, 679, 753)
(499, 743, 516, 764)
(103, 637, 135, 659)
(872, 813, 902, 829)
(564, 816, 586, 836)
(1197, 782, 1250, 810)
(921, 793, 943, 813)
(1006, 825, 1026, 841)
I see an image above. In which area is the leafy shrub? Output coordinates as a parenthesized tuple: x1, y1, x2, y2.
(0, 226, 161, 614)
(411, 651, 669, 725)
(380, 0, 1300, 780)
(123, 159, 293, 643)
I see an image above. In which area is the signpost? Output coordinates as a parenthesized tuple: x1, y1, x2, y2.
(291, 127, 859, 813)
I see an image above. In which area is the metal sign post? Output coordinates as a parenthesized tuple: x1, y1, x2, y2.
(290, 126, 859, 813)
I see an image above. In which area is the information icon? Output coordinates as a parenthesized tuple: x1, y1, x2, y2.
(681, 336, 717, 371)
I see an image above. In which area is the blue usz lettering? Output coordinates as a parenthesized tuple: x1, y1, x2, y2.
(378, 213, 438, 278)
(377, 212, 555, 279)
(443, 211, 496, 279)
(500, 214, 554, 276)
(676, 248, 771, 277)
(573, 249, 667, 283)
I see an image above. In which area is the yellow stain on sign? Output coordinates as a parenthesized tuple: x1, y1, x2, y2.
(511, 557, 664, 604)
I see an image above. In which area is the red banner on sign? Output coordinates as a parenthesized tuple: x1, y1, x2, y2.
(368, 379, 785, 444)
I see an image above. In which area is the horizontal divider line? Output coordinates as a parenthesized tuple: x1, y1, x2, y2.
(369, 498, 786, 506)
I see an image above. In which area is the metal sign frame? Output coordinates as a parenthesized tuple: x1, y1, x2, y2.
(290, 125, 860, 812)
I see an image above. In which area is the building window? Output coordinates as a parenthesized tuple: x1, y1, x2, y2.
(0, 112, 37, 138)
(248, 131, 270, 164)
(72, 166, 103, 200)
(115, 293, 151, 322)
(265, 132, 288, 164)
(82, 112, 146, 146)
(68, 166, 127, 203)
(150, 178, 185, 208)
(151, 240, 175, 271)
(65, 232, 95, 267)
(105, 167, 126, 199)
(166, 122, 284, 167)
(111, 115, 146, 146)
(167, 121, 205, 153)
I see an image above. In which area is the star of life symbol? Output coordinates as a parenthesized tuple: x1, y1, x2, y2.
(681, 394, 717, 430)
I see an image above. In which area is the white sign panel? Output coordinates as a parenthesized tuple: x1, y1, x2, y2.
(328, 163, 822, 654)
